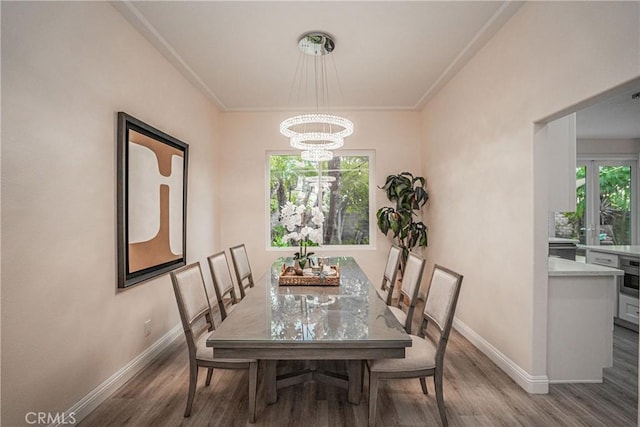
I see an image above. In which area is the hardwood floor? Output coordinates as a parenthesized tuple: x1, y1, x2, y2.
(80, 316, 637, 427)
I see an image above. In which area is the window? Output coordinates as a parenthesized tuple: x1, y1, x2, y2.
(553, 159, 637, 246)
(267, 151, 374, 249)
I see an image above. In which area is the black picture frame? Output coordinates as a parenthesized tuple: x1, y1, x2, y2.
(116, 112, 189, 289)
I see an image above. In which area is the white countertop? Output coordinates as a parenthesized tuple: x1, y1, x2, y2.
(548, 257, 624, 277)
(549, 237, 579, 244)
(583, 245, 640, 257)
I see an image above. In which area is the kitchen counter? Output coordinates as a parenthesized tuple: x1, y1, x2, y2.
(584, 246, 639, 331)
(583, 245, 640, 257)
(547, 256, 619, 383)
(549, 237, 579, 244)
(548, 257, 623, 277)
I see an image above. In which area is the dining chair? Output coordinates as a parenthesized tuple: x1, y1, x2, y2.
(207, 251, 240, 321)
(387, 252, 426, 334)
(229, 243, 255, 300)
(170, 262, 258, 421)
(367, 264, 463, 427)
(376, 245, 402, 305)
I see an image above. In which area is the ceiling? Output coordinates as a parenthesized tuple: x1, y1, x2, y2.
(576, 88, 640, 139)
(113, 1, 639, 139)
(114, 1, 522, 111)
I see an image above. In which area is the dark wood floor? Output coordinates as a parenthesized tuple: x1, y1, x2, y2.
(80, 316, 638, 427)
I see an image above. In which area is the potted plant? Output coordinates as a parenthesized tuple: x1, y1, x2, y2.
(279, 201, 324, 272)
(376, 172, 429, 272)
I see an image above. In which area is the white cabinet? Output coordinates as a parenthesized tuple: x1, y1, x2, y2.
(547, 113, 577, 212)
(586, 249, 620, 319)
(619, 293, 640, 325)
(547, 258, 621, 382)
(587, 251, 619, 268)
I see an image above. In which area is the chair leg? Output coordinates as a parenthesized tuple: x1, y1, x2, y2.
(434, 369, 448, 427)
(368, 371, 379, 427)
(205, 367, 214, 386)
(184, 362, 199, 417)
(248, 362, 258, 423)
(419, 377, 428, 395)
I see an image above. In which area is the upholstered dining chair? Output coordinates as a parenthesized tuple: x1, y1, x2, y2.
(376, 245, 402, 305)
(229, 243, 255, 300)
(367, 264, 463, 427)
(170, 262, 258, 421)
(207, 251, 240, 321)
(387, 252, 426, 334)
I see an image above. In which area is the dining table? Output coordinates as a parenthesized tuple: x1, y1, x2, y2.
(206, 256, 411, 406)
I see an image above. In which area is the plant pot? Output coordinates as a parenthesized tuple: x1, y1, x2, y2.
(294, 258, 307, 275)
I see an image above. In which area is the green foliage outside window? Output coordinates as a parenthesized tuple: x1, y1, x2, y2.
(561, 165, 631, 244)
(268, 154, 371, 247)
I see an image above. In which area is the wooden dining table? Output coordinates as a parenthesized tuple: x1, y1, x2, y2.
(206, 256, 411, 406)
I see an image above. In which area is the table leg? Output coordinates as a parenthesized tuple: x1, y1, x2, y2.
(347, 360, 362, 404)
(265, 360, 278, 404)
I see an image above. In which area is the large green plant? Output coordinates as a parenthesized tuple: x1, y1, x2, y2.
(376, 172, 429, 270)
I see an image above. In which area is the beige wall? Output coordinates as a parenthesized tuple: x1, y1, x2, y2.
(421, 0, 639, 385)
(577, 138, 640, 156)
(218, 110, 422, 283)
(1, 2, 220, 425)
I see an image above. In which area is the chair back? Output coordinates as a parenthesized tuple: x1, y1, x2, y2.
(398, 252, 425, 307)
(207, 251, 239, 320)
(420, 264, 463, 360)
(170, 263, 216, 358)
(380, 245, 402, 305)
(230, 244, 254, 299)
(393, 252, 426, 333)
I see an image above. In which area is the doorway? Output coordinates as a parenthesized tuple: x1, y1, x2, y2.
(535, 76, 640, 421)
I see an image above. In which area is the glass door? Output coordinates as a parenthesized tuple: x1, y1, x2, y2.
(594, 163, 634, 246)
(581, 160, 636, 247)
(552, 160, 637, 248)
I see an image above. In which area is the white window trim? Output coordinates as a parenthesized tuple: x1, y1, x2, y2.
(577, 155, 639, 245)
(265, 149, 376, 252)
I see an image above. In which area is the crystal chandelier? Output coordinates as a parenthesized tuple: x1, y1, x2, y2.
(301, 149, 333, 162)
(280, 32, 353, 161)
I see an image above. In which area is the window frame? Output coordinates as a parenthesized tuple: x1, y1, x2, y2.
(265, 149, 376, 252)
(577, 154, 639, 246)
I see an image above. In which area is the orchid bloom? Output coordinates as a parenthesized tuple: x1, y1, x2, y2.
(311, 206, 325, 226)
(279, 202, 325, 252)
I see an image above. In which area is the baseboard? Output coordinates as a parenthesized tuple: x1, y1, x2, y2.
(548, 379, 602, 384)
(453, 318, 549, 394)
(53, 323, 183, 427)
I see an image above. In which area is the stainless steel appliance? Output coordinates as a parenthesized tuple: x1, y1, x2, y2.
(548, 238, 577, 261)
(619, 256, 639, 297)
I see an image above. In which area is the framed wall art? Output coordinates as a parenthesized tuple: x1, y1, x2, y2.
(117, 112, 189, 289)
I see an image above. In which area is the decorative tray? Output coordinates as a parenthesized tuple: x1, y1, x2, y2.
(278, 264, 340, 286)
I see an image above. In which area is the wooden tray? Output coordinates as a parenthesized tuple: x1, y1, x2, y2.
(278, 264, 340, 286)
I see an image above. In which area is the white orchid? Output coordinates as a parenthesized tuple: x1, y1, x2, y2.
(279, 202, 325, 260)
(281, 201, 297, 217)
(311, 206, 325, 226)
(308, 228, 323, 245)
(284, 231, 300, 242)
(283, 213, 302, 231)
(299, 226, 313, 239)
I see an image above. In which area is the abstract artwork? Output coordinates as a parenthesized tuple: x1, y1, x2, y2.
(117, 112, 189, 289)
